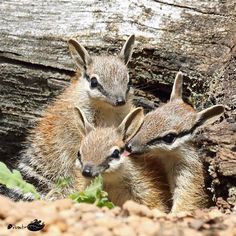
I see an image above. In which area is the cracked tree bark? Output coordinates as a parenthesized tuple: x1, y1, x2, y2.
(0, 0, 235, 208)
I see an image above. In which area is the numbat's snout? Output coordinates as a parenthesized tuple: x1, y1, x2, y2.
(68, 34, 135, 108)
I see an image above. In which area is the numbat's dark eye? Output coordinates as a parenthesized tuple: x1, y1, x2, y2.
(111, 149, 120, 159)
(90, 77, 98, 88)
(162, 133, 177, 144)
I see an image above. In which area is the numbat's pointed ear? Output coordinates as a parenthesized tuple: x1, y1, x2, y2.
(170, 71, 184, 102)
(195, 105, 224, 129)
(119, 34, 135, 65)
(117, 107, 144, 141)
(74, 107, 95, 135)
(68, 39, 92, 70)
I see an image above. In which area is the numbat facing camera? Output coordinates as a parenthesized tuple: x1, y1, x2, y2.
(2, 35, 136, 200)
(75, 107, 171, 212)
(67, 34, 135, 127)
(126, 72, 224, 213)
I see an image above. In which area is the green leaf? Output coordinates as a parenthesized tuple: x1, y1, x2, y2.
(69, 175, 114, 209)
(0, 161, 40, 200)
(98, 200, 115, 209)
(12, 169, 24, 180)
(84, 175, 103, 198)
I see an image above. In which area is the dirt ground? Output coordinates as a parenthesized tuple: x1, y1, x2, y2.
(0, 196, 236, 236)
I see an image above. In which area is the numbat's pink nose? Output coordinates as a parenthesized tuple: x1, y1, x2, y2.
(122, 150, 131, 157)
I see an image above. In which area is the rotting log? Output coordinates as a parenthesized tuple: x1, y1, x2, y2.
(0, 0, 235, 208)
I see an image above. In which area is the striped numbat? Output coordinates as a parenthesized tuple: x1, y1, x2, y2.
(125, 72, 224, 213)
(1, 35, 136, 200)
(75, 107, 171, 212)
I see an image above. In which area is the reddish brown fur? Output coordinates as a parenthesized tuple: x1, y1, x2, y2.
(79, 127, 171, 212)
(128, 72, 224, 213)
(18, 36, 135, 199)
(128, 101, 211, 212)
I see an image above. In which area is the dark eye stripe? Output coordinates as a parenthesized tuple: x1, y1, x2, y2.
(84, 73, 109, 97)
(97, 84, 109, 97)
(84, 73, 90, 82)
(100, 150, 121, 167)
(99, 157, 112, 170)
(147, 136, 163, 146)
(147, 124, 199, 146)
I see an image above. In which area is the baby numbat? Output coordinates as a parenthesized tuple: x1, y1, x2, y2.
(75, 107, 171, 212)
(126, 72, 225, 213)
(0, 35, 136, 201)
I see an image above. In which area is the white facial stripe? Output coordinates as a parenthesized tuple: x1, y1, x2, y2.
(150, 133, 192, 151)
(105, 155, 125, 173)
(169, 134, 192, 149)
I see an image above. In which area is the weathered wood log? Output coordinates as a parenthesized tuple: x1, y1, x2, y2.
(0, 0, 235, 208)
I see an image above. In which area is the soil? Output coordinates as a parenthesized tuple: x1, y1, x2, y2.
(1, 196, 236, 236)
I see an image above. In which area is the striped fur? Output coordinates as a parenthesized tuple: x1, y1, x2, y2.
(3, 36, 135, 201)
(77, 108, 171, 212)
(127, 72, 224, 213)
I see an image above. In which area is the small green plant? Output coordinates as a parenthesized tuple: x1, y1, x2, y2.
(0, 161, 114, 209)
(70, 175, 114, 209)
(0, 161, 40, 199)
(45, 177, 72, 199)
